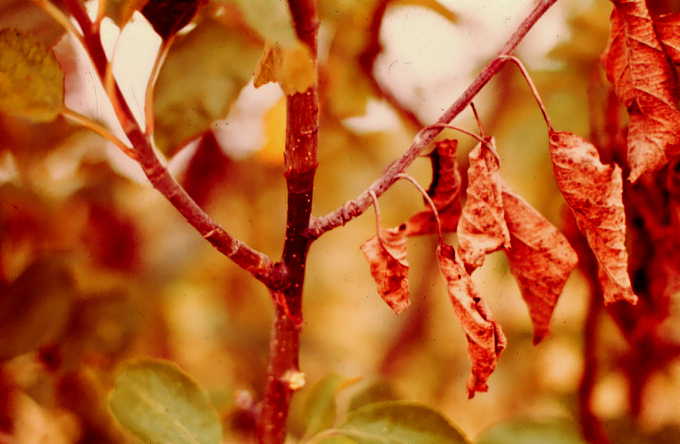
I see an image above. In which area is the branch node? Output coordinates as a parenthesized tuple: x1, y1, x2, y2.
(280, 370, 306, 391)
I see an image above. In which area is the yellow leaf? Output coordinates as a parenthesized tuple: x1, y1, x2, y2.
(254, 42, 316, 95)
(0, 29, 64, 122)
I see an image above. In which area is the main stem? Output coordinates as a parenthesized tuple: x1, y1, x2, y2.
(257, 1, 319, 442)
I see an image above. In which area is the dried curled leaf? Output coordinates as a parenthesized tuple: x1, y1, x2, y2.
(501, 186, 578, 344)
(457, 138, 510, 271)
(602, 0, 680, 181)
(360, 225, 410, 314)
(254, 42, 316, 95)
(406, 139, 462, 236)
(437, 243, 506, 398)
(654, 13, 680, 65)
(548, 131, 637, 305)
(0, 29, 64, 122)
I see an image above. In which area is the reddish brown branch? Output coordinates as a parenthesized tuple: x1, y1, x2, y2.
(307, 0, 559, 239)
(60, 0, 280, 287)
(257, 1, 319, 443)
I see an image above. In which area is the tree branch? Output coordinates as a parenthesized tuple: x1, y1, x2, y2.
(257, 1, 319, 442)
(58, 0, 281, 288)
(307, 0, 559, 239)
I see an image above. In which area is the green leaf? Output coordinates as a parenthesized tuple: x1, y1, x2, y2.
(228, 0, 298, 47)
(326, 401, 469, 444)
(0, 28, 64, 122)
(347, 380, 398, 412)
(153, 20, 260, 153)
(109, 359, 222, 444)
(303, 374, 345, 438)
(476, 419, 585, 444)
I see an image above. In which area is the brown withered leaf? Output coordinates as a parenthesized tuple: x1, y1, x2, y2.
(406, 139, 462, 236)
(457, 138, 510, 271)
(437, 243, 506, 398)
(654, 13, 680, 64)
(501, 186, 578, 344)
(602, 0, 680, 181)
(360, 225, 410, 314)
(548, 130, 637, 305)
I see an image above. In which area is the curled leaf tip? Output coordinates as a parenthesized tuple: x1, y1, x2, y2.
(436, 243, 505, 397)
(406, 138, 462, 236)
(360, 227, 410, 314)
(458, 137, 510, 272)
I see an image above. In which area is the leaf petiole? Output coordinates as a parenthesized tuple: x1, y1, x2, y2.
(497, 55, 553, 130)
(61, 107, 138, 160)
(30, 0, 85, 46)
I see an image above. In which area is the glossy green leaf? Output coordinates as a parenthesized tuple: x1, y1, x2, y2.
(303, 374, 345, 438)
(476, 419, 585, 444)
(0, 28, 64, 122)
(109, 359, 222, 444)
(229, 0, 297, 47)
(325, 401, 469, 443)
(153, 21, 260, 153)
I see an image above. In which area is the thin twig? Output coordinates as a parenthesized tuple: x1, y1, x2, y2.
(61, 107, 138, 160)
(424, 123, 493, 149)
(369, 190, 382, 232)
(497, 55, 553, 129)
(30, 0, 85, 46)
(95, 0, 106, 26)
(470, 102, 486, 137)
(307, 0, 559, 239)
(144, 39, 174, 136)
(395, 173, 442, 241)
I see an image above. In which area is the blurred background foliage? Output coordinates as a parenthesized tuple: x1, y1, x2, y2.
(2, 0, 680, 442)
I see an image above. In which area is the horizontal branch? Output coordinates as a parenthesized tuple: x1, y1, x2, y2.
(307, 0, 558, 239)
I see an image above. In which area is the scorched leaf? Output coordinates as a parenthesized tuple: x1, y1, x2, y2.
(602, 0, 680, 181)
(437, 243, 506, 398)
(501, 186, 578, 344)
(548, 131, 637, 305)
(457, 138, 510, 271)
(360, 226, 410, 314)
